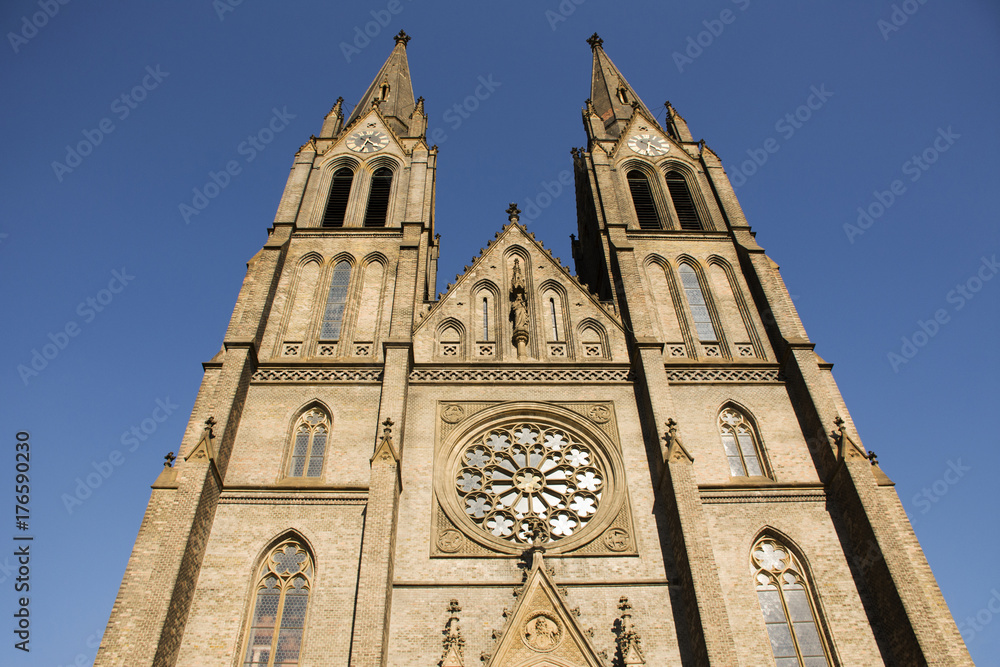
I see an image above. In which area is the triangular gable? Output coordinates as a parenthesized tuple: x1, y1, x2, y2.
(485, 553, 604, 667)
(415, 222, 622, 336)
(608, 106, 697, 164)
(316, 106, 409, 160)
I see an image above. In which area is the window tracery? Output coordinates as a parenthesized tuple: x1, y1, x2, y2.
(454, 421, 607, 546)
(751, 536, 831, 666)
(242, 539, 313, 667)
(719, 407, 767, 478)
(288, 408, 329, 478)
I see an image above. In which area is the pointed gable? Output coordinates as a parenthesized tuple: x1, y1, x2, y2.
(413, 222, 626, 363)
(485, 553, 605, 667)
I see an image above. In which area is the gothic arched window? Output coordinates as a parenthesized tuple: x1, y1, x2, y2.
(719, 407, 767, 478)
(627, 170, 661, 230)
(288, 408, 330, 478)
(665, 170, 703, 230)
(320, 261, 352, 340)
(322, 167, 353, 228)
(751, 536, 832, 666)
(679, 263, 717, 341)
(363, 167, 393, 227)
(241, 539, 313, 667)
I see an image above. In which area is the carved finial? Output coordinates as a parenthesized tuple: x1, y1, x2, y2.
(570, 233, 576, 241)
(441, 598, 465, 667)
(394, 29, 411, 46)
(370, 97, 382, 110)
(586, 32, 603, 50)
(380, 418, 394, 447)
(866, 450, 879, 465)
(330, 96, 344, 117)
(163, 452, 176, 468)
(506, 202, 521, 222)
(203, 416, 216, 437)
(615, 596, 646, 665)
(412, 96, 425, 116)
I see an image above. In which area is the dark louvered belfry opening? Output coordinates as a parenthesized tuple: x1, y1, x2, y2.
(363, 167, 393, 227)
(627, 170, 661, 230)
(666, 170, 703, 230)
(322, 167, 353, 227)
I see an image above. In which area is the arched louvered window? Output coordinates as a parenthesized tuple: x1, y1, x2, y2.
(288, 408, 329, 478)
(320, 261, 351, 340)
(719, 407, 767, 477)
(241, 539, 313, 667)
(363, 167, 392, 227)
(322, 168, 353, 228)
(751, 536, 832, 666)
(679, 263, 717, 341)
(627, 170, 661, 230)
(666, 170, 703, 230)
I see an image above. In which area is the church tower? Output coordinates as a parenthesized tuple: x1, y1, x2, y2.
(96, 33, 972, 666)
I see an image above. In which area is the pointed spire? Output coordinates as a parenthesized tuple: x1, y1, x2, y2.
(665, 100, 694, 142)
(587, 34, 656, 139)
(344, 31, 417, 136)
(320, 96, 344, 137)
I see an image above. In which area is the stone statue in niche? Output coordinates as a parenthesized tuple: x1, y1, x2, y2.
(510, 258, 529, 358)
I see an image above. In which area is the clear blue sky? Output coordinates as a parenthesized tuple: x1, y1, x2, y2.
(1, 1, 998, 664)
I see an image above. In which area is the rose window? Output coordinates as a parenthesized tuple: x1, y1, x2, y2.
(454, 422, 606, 546)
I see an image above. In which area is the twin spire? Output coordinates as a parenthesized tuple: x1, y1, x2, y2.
(330, 31, 686, 143)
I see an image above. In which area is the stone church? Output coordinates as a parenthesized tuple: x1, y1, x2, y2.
(95, 32, 972, 666)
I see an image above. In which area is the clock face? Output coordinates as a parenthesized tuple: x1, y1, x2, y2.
(347, 129, 390, 153)
(627, 134, 669, 157)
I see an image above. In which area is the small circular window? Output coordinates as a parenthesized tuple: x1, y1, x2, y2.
(438, 405, 624, 555)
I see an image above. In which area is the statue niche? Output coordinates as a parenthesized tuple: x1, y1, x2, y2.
(510, 257, 529, 359)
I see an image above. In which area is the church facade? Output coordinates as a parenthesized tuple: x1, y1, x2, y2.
(95, 32, 972, 667)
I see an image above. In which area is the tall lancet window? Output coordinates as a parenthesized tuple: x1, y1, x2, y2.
(665, 170, 703, 230)
(242, 539, 313, 667)
(482, 297, 489, 341)
(322, 168, 353, 228)
(719, 407, 767, 478)
(752, 536, 832, 666)
(679, 263, 716, 341)
(550, 298, 559, 340)
(288, 408, 329, 478)
(627, 170, 661, 230)
(320, 261, 352, 340)
(363, 167, 392, 227)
